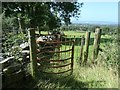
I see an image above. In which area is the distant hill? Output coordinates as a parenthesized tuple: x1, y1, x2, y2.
(73, 21, 117, 25)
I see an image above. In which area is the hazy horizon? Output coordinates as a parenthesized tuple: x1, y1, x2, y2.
(71, 2, 118, 25)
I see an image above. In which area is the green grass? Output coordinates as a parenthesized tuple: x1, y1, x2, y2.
(73, 64, 118, 88)
(32, 30, 118, 89)
(34, 61, 118, 89)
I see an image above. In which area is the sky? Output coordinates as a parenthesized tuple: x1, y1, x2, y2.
(71, 2, 118, 24)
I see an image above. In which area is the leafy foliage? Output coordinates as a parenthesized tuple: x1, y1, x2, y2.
(2, 16, 18, 31)
(2, 32, 27, 58)
(2, 2, 83, 30)
(97, 34, 118, 71)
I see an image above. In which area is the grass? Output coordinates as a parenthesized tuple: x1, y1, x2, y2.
(34, 61, 118, 89)
(73, 64, 118, 88)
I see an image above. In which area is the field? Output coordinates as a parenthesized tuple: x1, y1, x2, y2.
(33, 30, 118, 88)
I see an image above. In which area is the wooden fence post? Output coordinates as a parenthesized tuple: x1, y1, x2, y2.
(79, 35, 85, 65)
(83, 31, 91, 65)
(93, 28, 102, 61)
(71, 41, 74, 74)
(28, 28, 38, 79)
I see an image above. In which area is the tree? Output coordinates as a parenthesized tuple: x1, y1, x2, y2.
(2, 2, 83, 31)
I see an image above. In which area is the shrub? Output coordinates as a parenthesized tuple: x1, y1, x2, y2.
(97, 34, 118, 71)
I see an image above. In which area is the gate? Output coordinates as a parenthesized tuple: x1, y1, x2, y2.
(33, 33, 75, 75)
(36, 39, 74, 75)
(28, 28, 102, 78)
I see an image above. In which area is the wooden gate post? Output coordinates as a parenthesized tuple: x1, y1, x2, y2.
(79, 35, 85, 65)
(83, 31, 91, 65)
(93, 28, 102, 61)
(28, 28, 38, 79)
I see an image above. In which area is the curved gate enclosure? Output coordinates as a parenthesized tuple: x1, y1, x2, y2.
(36, 34, 74, 75)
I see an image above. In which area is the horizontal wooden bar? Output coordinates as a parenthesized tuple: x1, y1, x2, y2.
(41, 69, 72, 74)
(47, 63, 71, 68)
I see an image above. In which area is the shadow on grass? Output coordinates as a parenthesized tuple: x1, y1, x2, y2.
(2, 70, 106, 89)
(33, 71, 106, 89)
(35, 72, 87, 89)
